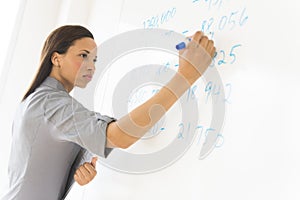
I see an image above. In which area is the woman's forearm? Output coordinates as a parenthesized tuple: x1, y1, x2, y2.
(106, 72, 192, 149)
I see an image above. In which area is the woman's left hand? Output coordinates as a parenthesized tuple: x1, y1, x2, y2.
(74, 157, 98, 186)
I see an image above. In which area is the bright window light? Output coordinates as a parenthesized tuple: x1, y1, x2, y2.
(0, 0, 22, 75)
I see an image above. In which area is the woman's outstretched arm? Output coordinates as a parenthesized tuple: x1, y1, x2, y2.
(106, 31, 215, 149)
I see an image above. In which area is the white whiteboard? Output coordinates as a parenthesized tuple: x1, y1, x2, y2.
(66, 0, 300, 200)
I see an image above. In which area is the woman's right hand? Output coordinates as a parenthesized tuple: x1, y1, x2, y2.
(178, 31, 216, 85)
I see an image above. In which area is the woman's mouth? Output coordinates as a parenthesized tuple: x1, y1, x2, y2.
(83, 75, 93, 81)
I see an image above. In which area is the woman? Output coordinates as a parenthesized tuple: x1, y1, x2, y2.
(2, 25, 215, 200)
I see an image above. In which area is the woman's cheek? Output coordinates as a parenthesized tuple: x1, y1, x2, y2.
(74, 60, 83, 70)
(72, 61, 84, 78)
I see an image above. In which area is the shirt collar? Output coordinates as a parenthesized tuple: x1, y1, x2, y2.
(42, 76, 67, 92)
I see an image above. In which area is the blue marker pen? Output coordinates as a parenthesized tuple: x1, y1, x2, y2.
(176, 32, 214, 50)
(176, 38, 191, 50)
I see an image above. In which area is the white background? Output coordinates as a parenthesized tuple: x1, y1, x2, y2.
(0, 0, 300, 199)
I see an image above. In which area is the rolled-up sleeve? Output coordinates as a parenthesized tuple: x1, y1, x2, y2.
(43, 91, 116, 158)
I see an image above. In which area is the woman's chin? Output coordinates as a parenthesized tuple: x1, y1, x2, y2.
(75, 82, 88, 88)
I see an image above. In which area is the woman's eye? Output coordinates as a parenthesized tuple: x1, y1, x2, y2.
(80, 53, 88, 58)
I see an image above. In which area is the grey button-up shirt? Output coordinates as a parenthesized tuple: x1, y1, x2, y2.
(1, 77, 115, 200)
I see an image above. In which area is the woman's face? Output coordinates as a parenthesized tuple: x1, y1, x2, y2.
(58, 37, 97, 90)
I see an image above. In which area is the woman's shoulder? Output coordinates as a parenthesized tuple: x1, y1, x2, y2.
(21, 81, 72, 117)
(27, 84, 69, 105)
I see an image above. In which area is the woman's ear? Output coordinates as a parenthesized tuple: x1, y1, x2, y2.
(51, 52, 61, 67)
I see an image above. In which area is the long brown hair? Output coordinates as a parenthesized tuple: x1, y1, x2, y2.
(22, 25, 94, 101)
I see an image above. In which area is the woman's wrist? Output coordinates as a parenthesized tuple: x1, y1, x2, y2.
(163, 72, 193, 101)
(176, 71, 199, 86)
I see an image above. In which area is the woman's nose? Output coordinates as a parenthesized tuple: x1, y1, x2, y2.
(86, 61, 96, 71)
(87, 65, 95, 71)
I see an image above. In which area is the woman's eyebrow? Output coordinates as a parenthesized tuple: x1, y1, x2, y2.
(80, 49, 90, 54)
